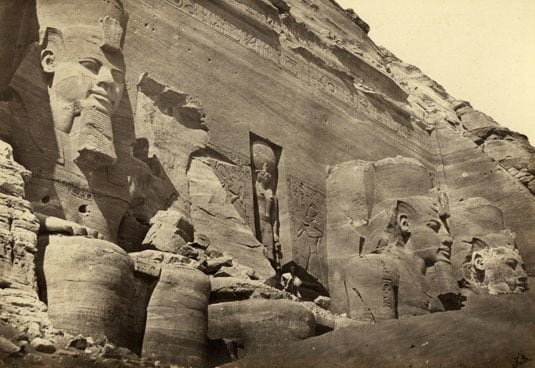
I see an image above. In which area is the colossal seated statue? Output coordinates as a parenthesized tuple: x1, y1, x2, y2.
(328, 157, 460, 320)
(26, 0, 138, 349)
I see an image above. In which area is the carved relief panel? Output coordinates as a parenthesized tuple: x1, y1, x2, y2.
(206, 149, 254, 230)
(287, 175, 326, 284)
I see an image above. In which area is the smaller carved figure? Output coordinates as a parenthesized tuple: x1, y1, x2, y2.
(295, 203, 324, 280)
(461, 231, 528, 295)
(251, 140, 282, 270)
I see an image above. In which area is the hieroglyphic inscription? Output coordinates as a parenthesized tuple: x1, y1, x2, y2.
(164, 0, 431, 150)
(208, 158, 254, 228)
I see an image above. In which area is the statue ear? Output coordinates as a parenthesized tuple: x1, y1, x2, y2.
(394, 201, 412, 235)
(472, 253, 486, 271)
(40, 27, 63, 74)
(41, 49, 56, 73)
(397, 214, 410, 235)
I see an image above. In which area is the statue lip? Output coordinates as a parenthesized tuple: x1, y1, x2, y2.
(89, 90, 114, 109)
(516, 280, 528, 291)
(510, 278, 528, 292)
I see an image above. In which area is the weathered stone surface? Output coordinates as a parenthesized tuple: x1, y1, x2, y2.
(210, 277, 294, 304)
(67, 335, 88, 351)
(226, 286, 535, 368)
(452, 100, 501, 130)
(464, 126, 535, 194)
(208, 300, 315, 358)
(188, 157, 275, 281)
(141, 209, 193, 253)
(38, 236, 136, 349)
(133, 73, 209, 220)
(0, 1, 37, 94)
(435, 123, 535, 275)
(30, 337, 56, 354)
(142, 265, 210, 368)
(0, 336, 20, 356)
(0, 140, 52, 342)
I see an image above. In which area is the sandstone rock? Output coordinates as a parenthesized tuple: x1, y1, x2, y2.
(313, 296, 331, 310)
(142, 265, 210, 368)
(208, 300, 315, 358)
(39, 236, 136, 350)
(0, 336, 20, 356)
(30, 337, 56, 354)
(142, 210, 193, 253)
(192, 233, 211, 250)
(210, 277, 293, 304)
(201, 255, 233, 274)
(67, 335, 88, 350)
(214, 263, 257, 280)
(0, 0, 37, 94)
(226, 288, 535, 368)
(188, 157, 275, 281)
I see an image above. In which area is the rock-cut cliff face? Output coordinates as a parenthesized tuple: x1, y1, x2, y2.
(0, 0, 534, 367)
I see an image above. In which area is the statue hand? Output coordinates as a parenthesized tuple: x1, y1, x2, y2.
(37, 213, 102, 239)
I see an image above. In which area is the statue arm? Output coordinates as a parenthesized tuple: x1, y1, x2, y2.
(35, 212, 102, 239)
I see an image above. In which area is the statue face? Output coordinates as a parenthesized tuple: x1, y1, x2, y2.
(42, 39, 125, 123)
(395, 197, 452, 265)
(462, 233, 528, 294)
(256, 170, 273, 188)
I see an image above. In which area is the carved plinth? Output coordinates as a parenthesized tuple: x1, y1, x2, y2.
(39, 236, 135, 348)
(142, 265, 210, 368)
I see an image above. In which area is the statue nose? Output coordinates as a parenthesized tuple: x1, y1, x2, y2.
(97, 67, 115, 89)
(441, 235, 453, 246)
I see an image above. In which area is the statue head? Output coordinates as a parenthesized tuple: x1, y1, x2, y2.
(367, 194, 452, 268)
(461, 230, 528, 294)
(37, 0, 127, 169)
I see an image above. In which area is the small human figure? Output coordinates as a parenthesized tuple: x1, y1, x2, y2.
(281, 265, 302, 299)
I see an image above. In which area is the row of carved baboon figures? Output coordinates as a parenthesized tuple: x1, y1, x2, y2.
(0, 0, 528, 366)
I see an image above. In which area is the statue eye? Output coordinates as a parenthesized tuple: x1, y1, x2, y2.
(79, 59, 100, 74)
(505, 258, 518, 270)
(426, 220, 441, 232)
(111, 69, 125, 84)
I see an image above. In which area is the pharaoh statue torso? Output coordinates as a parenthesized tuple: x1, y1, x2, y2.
(7, 0, 132, 242)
